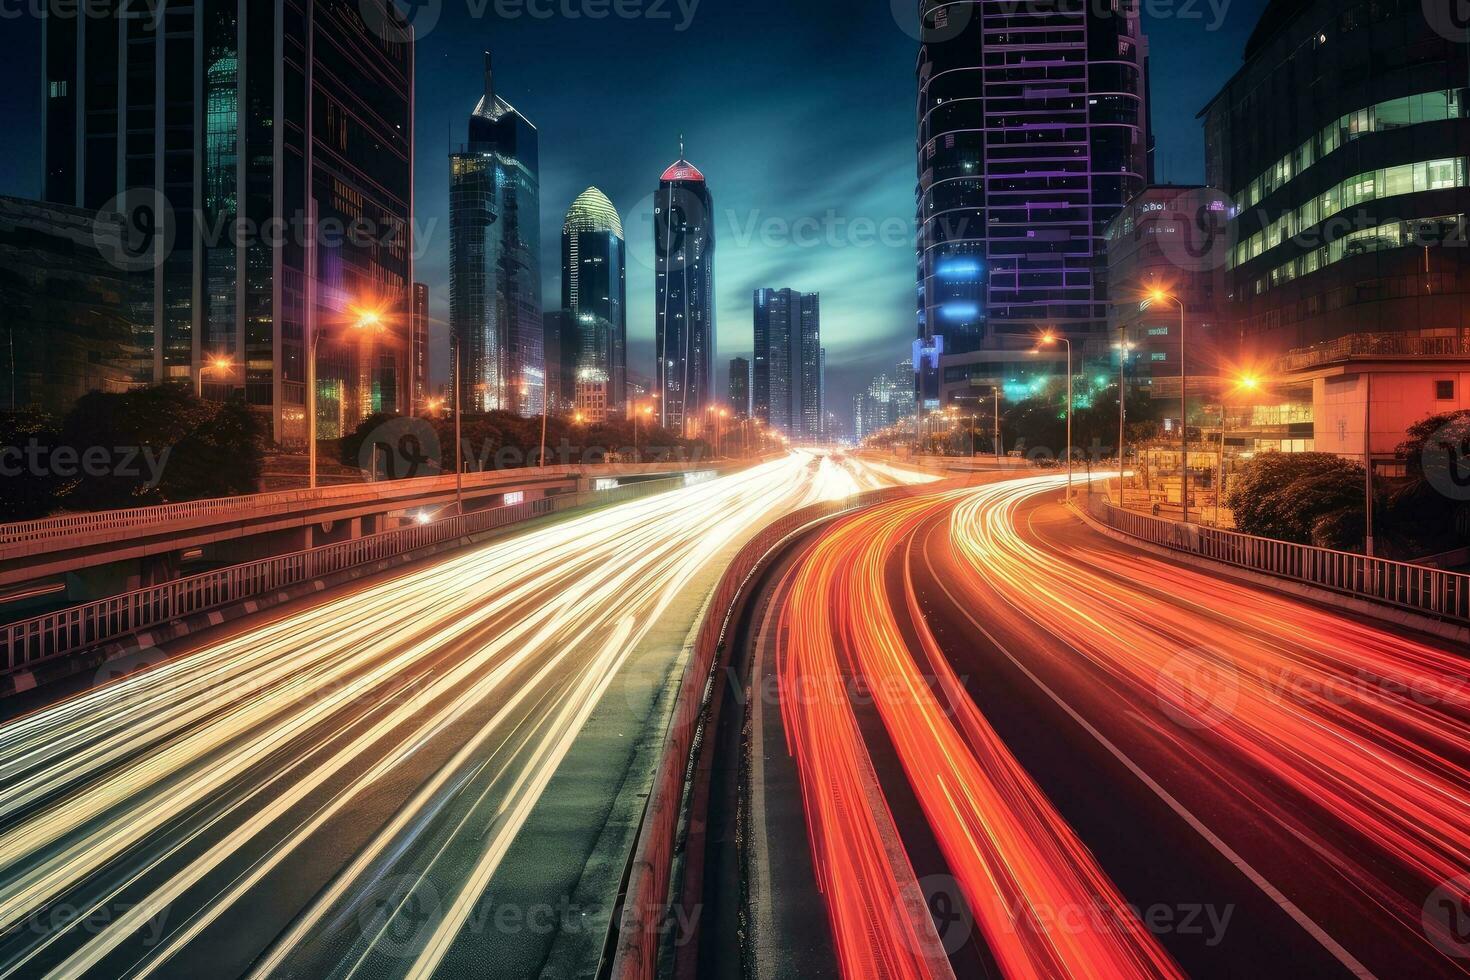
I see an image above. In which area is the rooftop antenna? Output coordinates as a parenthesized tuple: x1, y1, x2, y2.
(679, 132, 685, 158)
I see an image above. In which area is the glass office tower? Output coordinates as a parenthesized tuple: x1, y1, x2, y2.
(42, 0, 415, 442)
(450, 52, 544, 418)
(915, 0, 1151, 404)
(562, 187, 627, 412)
(654, 143, 715, 433)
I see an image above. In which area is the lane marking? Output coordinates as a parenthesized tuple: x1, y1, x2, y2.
(914, 498, 1378, 980)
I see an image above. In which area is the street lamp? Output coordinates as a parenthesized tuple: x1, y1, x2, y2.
(1033, 330, 1073, 500)
(197, 354, 236, 397)
(1113, 329, 1135, 508)
(1215, 373, 1260, 526)
(634, 403, 654, 461)
(308, 305, 387, 490)
(1148, 287, 1190, 522)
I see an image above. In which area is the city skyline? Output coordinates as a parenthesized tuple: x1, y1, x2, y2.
(0, 0, 1271, 421)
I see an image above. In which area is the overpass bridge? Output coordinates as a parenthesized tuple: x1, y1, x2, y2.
(0, 459, 732, 610)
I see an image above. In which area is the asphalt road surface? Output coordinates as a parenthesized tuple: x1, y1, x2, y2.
(751, 473, 1470, 979)
(0, 452, 933, 979)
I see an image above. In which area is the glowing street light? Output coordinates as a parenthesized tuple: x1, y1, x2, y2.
(1145, 287, 1190, 522)
(1215, 372, 1262, 526)
(1033, 329, 1073, 499)
(309, 302, 391, 490)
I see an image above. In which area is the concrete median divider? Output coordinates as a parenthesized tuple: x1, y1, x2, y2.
(607, 481, 951, 980)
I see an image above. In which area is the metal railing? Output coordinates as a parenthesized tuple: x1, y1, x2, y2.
(1276, 329, 1470, 372)
(0, 460, 717, 549)
(1084, 493, 1470, 625)
(0, 477, 685, 674)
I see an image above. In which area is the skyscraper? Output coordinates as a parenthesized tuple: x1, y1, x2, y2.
(752, 287, 792, 430)
(798, 294, 822, 439)
(654, 140, 715, 433)
(543, 309, 578, 413)
(728, 357, 751, 417)
(562, 187, 627, 411)
(42, 0, 415, 442)
(753, 287, 820, 437)
(854, 360, 917, 441)
(451, 53, 543, 418)
(915, 0, 1151, 403)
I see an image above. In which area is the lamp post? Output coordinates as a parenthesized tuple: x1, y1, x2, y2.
(1034, 330, 1073, 500)
(992, 386, 1002, 461)
(1149, 288, 1189, 522)
(452, 337, 463, 515)
(634, 403, 653, 461)
(197, 354, 236, 398)
(309, 308, 387, 490)
(1215, 374, 1259, 526)
(1115, 326, 1131, 508)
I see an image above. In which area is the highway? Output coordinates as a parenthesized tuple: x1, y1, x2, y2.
(0, 452, 931, 979)
(753, 473, 1470, 979)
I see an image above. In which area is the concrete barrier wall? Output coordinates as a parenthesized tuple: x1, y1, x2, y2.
(609, 481, 946, 980)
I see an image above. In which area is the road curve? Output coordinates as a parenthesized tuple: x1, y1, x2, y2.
(765, 473, 1470, 979)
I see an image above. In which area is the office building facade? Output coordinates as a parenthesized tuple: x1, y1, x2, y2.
(0, 196, 150, 414)
(451, 53, 543, 418)
(654, 144, 715, 432)
(543, 309, 578, 413)
(854, 360, 918, 442)
(1202, 0, 1470, 361)
(752, 287, 821, 437)
(42, 0, 415, 442)
(916, 0, 1152, 403)
(728, 356, 751, 416)
(1104, 186, 1228, 396)
(562, 187, 627, 411)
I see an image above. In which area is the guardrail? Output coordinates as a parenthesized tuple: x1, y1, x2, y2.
(0, 477, 685, 675)
(610, 481, 937, 980)
(1083, 493, 1470, 625)
(0, 459, 720, 549)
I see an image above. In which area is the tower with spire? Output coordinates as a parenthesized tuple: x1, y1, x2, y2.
(654, 136, 716, 434)
(449, 52, 544, 417)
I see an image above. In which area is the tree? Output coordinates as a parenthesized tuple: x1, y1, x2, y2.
(56, 384, 266, 510)
(1389, 410, 1470, 549)
(0, 409, 62, 521)
(1226, 452, 1366, 550)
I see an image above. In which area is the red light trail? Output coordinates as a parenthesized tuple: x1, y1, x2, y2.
(774, 472, 1470, 978)
(779, 482, 1184, 979)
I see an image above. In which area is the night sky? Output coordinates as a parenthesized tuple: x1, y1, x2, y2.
(0, 0, 1269, 420)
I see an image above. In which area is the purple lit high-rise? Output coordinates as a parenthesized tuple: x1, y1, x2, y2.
(914, 0, 1153, 404)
